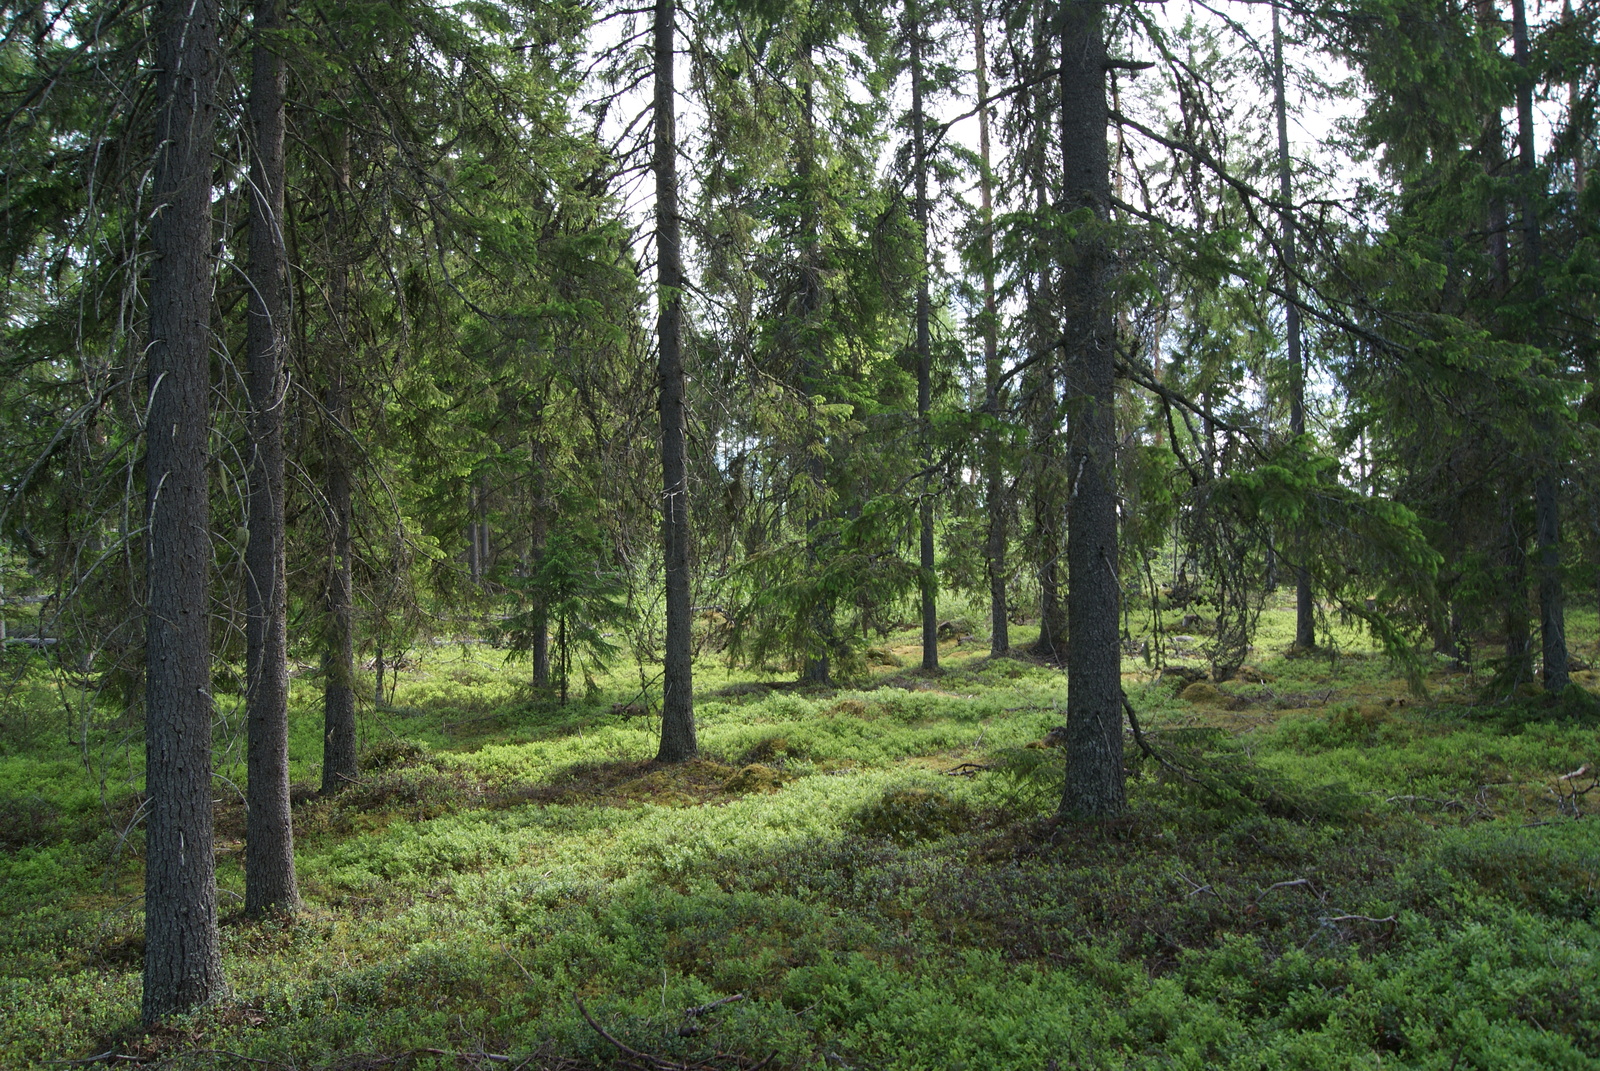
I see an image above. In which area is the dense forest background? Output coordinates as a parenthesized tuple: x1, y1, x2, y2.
(1, 0, 1598, 1060)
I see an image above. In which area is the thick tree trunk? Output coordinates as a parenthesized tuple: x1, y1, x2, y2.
(973, 0, 1008, 657)
(654, 0, 697, 761)
(143, 0, 225, 1021)
(1272, 4, 1316, 651)
(243, 0, 298, 918)
(911, 3, 939, 674)
(1058, 0, 1124, 819)
(320, 141, 358, 793)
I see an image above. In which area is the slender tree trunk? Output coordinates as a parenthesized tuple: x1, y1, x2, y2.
(1026, 7, 1067, 662)
(655, 0, 697, 761)
(243, 0, 298, 918)
(910, 2, 938, 673)
(143, 0, 225, 1021)
(973, 0, 1008, 656)
(320, 139, 358, 794)
(1058, 0, 1124, 819)
(796, 53, 835, 686)
(529, 413, 550, 690)
(1509, 0, 1569, 693)
(1476, 0, 1512, 293)
(1272, 4, 1316, 651)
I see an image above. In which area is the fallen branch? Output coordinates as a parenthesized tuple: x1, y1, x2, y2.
(574, 997, 661, 1067)
(677, 994, 745, 1035)
(944, 762, 992, 776)
(1255, 878, 1312, 904)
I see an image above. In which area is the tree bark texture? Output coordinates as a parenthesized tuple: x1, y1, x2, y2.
(973, 0, 1008, 657)
(143, 0, 225, 1021)
(655, 0, 697, 761)
(243, 0, 299, 917)
(1058, 0, 1125, 819)
(911, 2, 939, 674)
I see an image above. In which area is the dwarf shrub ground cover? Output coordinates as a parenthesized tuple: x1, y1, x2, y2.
(0, 610, 1597, 1068)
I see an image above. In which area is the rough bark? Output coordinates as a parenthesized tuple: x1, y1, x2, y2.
(243, 0, 298, 917)
(911, 2, 939, 674)
(655, 0, 697, 761)
(1058, 0, 1124, 819)
(973, 0, 1008, 657)
(143, 0, 225, 1021)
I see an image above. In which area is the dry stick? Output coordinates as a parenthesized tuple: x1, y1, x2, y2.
(1255, 878, 1312, 904)
(684, 994, 745, 1018)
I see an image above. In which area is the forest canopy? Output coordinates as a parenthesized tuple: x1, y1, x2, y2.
(0, 0, 1596, 1037)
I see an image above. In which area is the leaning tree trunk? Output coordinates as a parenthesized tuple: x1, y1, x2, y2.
(973, 0, 1008, 657)
(243, 0, 299, 917)
(143, 0, 225, 1022)
(1058, 0, 1125, 819)
(910, 0, 939, 673)
(654, 0, 697, 761)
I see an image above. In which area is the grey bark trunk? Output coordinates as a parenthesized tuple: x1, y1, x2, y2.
(143, 0, 225, 1021)
(243, 0, 298, 917)
(654, 0, 697, 761)
(911, 3, 939, 673)
(1058, 0, 1125, 819)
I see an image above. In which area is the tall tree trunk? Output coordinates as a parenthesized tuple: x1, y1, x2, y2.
(320, 138, 358, 794)
(1058, 0, 1124, 819)
(796, 50, 835, 686)
(143, 0, 225, 1021)
(654, 0, 697, 761)
(973, 0, 1007, 657)
(1272, 4, 1315, 651)
(243, 0, 298, 918)
(1026, 6, 1067, 662)
(910, 1, 939, 673)
(1509, 0, 1568, 693)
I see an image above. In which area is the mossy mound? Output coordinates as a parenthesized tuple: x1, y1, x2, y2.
(723, 763, 786, 794)
(853, 787, 972, 845)
(1181, 681, 1224, 704)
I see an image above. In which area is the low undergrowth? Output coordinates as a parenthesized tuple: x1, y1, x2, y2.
(1, 608, 1598, 1069)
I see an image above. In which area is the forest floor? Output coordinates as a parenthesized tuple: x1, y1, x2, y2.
(2, 599, 1599, 1069)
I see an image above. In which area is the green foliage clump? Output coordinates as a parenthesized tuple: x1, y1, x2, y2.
(852, 786, 973, 845)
